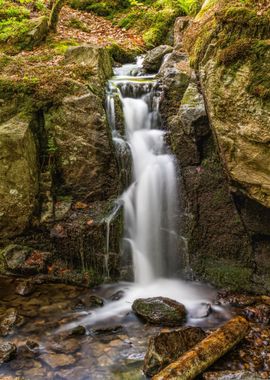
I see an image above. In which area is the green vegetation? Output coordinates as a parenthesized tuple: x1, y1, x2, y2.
(70, 0, 203, 47)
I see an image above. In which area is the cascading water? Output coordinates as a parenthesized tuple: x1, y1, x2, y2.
(120, 76, 179, 284)
(61, 58, 230, 331)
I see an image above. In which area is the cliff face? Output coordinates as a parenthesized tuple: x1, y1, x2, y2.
(161, 1, 270, 292)
(0, 46, 123, 285)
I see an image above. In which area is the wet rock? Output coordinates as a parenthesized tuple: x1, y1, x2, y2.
(54, 198, 72, 221)
(41, 353, 76, 369)
(91, 325, 123, 335)
(49, 338, 80, 354)
(71, 325, 86, 336)
(110, 290, 125, 301)
(77, 294, 104, 309)
(132, 297, 187, 326)
(242, 304, 270, 324)
(0, 308, 23, 336)
(15, 280, 36, 296)
(203, 371, 263, 380)
(143, 45, 173, 73)
(218, 293, 258, 307)
(3, 245, 51, 275)
(26, 340, 40, 353)
(144, 326, 206, 376)
(190, 303, 212, 319)
(0, 342, 17, 363)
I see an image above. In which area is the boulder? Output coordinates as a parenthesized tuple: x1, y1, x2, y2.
(2, 245, 51, 275)
(143, 45, 173, 73)
(45, 91, 118, 200)
(132, 297, 187, 326)
(144, 326, 206, 376)
(65, 45, 113, 80)
(0, 115, 38, 238)
(0, 343, 17, 364)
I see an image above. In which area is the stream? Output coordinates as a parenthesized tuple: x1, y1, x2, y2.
(0, 58, 236, 379)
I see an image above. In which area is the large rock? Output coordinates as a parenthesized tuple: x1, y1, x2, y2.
(132, 297, 186, 326)
(0, 115, 38, 238)
(181, 0, 270, 291)
(65, 45, 113, 80)
(143, 45, 173, 73)
(144, 326, 206, 376)
(45, 91, 118, 200)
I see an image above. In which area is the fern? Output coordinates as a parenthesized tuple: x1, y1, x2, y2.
(177, 0, 202, 16)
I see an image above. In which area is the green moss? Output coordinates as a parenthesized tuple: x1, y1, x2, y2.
(107, 42, 141, 63)
(203, 259, 253, 292)
(50, 39, 79, 54)
(217, 38, 252, 66)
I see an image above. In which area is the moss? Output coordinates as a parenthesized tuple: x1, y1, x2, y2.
(107, 42, 141, 63)
(217, 38, 252, 66)
(203, 259, 253, 292)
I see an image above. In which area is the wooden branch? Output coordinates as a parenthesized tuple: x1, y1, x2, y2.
(153, 316, 249, 380)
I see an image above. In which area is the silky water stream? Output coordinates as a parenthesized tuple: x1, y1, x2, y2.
(0, 59, 232, 380)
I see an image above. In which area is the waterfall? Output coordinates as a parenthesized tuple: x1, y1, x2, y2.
(108, 58, 179, 284)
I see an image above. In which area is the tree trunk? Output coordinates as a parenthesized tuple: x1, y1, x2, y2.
(49, 0, 65, 32)
(153, 316, 249, 380)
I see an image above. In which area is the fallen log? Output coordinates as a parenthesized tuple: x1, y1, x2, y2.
(153, 316, 249, 380)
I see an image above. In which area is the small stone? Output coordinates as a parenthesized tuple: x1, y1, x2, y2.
(0, 342, 17, 363)
(71, 325, 86, 336)
(132, 297, 187, 326)
(41, 353, 76, 369)
(15, 280, 36, 296)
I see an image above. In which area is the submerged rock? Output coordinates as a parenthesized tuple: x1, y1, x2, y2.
(143, 45, 173, 73)
(144, 326, 206, 376)
(41, 353, 76, 369)
(132, 297, 186, 326)
(0, 343, 17, 364)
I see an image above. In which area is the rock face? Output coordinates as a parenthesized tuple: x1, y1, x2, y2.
(0, 45, 123, 286)
(182, 0, 270, 291)
(0, 115, 38, 239)
(132, 297, 186, 326)
(144, 326, 206, 376)
(143, 45, 173, 73)
(45, 91, 118, 200)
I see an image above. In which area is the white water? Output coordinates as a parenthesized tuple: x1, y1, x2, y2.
(60, 58, 229, 332)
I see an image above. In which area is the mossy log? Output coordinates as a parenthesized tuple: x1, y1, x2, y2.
(153, 316, 249, 380)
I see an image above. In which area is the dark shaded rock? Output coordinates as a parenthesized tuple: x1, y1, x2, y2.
(15, 280, 36, 296)
(91, 325, 123, 335)
(144, 326, 206, 376)
(203, 371, 263, 380)
(0, 343, 17, 364)
(132, 297, 186, 326)
(3, 245, 51, 275)
(143, 45, 173, 73)
(71, 325, 86, 336)
(110, 290, 125, 301)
